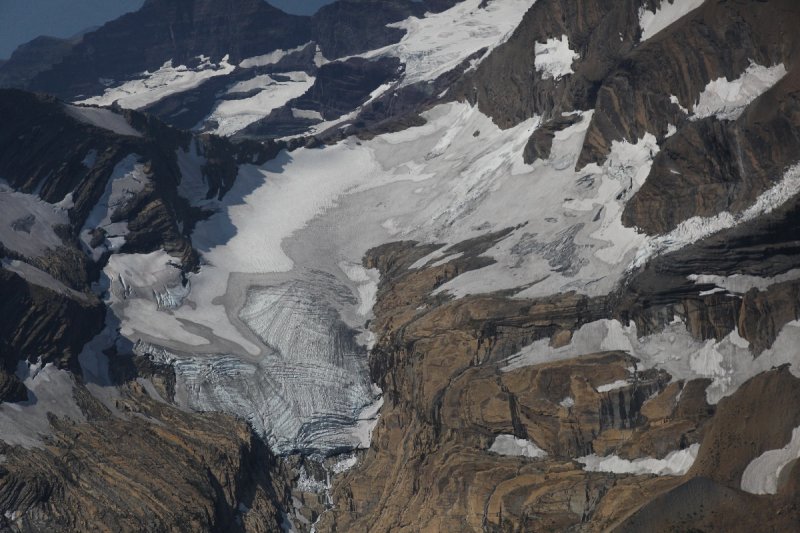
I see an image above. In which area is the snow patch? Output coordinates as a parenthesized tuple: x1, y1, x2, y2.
(534, 35, 579, 81)
(502, 316, 800, 405)
(65, 105, 142, 137)
(0, 361, 85, 448)
(292, 108, 323, 121)
(0, 181, 68, 258)
(2, 259, 88, 302)
(597, 379, 630, 393)
(361, 0, 537, 87)
(205, 71, 315, 136)
(77, 55, 235, 109)
(692, 62, 787, 121)
(578, 444, 699, 476)
(489, 434, 547, 458)
(689, 269, 800, 294)
(80, 154, 150, 260)
(239, 42, 313, 69)
(741, 426, 800, 495)
(638, 0, 705, 42)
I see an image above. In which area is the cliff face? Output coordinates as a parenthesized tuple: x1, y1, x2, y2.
(461, 0, 800, 235)
(0, 89, 295, 531)
(313, 238, 800, 532)
(311, 0, 426, 59)
(24, 0, 311, 99)
(0, 380, 289, 532)
(3, 0, 800, 531)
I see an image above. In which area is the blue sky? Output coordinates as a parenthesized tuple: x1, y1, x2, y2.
(0, 0, 335, 59)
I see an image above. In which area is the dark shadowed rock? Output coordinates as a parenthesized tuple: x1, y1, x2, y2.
(25, 0, 312, 99)
(0, 36, 79, 89)
(312, 0, 426, 59)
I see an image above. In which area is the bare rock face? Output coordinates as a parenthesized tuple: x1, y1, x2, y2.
(312, 243, 716, 532)
(305, 235, 800, 531)
(578, 0, 800, 169)
(616, 368, 800, 531)
(459, 0, 650, 127)
(460, 0, 800, 237)
(0, 36, 78, 89)
(24, 0, 312, 100)
(0, 268, 104, 372)
(0, 369, 27, 403)
(523, 113, 583, 163)
(622, 68, 800, 234)
(0, 381, 289, 532)
(311, 0, 426, 59)
(242, 56, 402, 138)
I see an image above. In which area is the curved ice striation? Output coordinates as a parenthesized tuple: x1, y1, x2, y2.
(141, 270, 378, 454)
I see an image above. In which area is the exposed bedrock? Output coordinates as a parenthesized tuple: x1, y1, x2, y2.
(313, 235, 800, 531)
(461, 0, 800, 236)
(0, 269, 104, 373)
(0, 35, 78, 89)
(0, 381, 290, 532)
(311, 0, 426, 59)
(617, 368, 800, 531)
(617, 191, 800, 352)
(459, 0, 651, 127)
(0, 89, 284, 281)
(25, 0, 312, 100)
(315, 241, 718, 531)
(622, 68, 800, 234)
(243, 56, 403, 139)
(579, 0, 800, 169)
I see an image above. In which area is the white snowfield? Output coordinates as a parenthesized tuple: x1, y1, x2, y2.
(80, 154, 151, 261)
(638, 0, 706, 42)
(534, 35, 579, 80)
(362, 0, 538, 88)
(205, 71, 315, 136)
(0, 180, 69, 259)
(578, 444, 700, 476)
(489, 434, 547, 458)
(76, 55, 235, 109)
(741, 426, 800, 495)
(689, 269, 800, 296)
(503, 316, 800, 406)
(64, 104, 142, 137)
(56, 0, 800, 458)
(691, 62, 787, 121)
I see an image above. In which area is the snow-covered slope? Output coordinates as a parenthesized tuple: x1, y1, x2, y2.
(361, 0, 537, 88)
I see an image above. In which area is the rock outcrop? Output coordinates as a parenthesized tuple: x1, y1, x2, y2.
(3, 1, 800, 531)
(311, 0, 426, 59)
(0, 380, 290, 532)
(23, 0, 312, 100)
